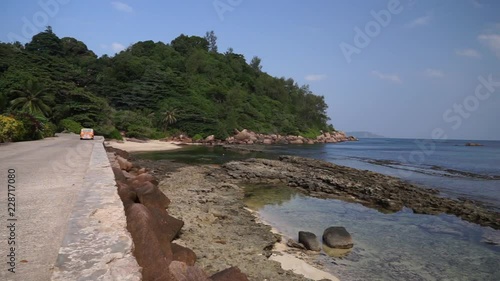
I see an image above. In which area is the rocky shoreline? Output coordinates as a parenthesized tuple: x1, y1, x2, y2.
(167, 129, 357, 145)
(107, 146, 333, 281)
(209, 156, 500, 230)
(108, 145, 499, 281)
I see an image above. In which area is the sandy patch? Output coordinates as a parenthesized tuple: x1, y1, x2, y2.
(106, 139, 182, 152)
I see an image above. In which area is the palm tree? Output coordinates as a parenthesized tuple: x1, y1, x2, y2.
(10, 79, 52, 117)
(161, 108, 177, 131)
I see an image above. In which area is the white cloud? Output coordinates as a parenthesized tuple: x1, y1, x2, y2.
(111, 1, 133, 13)
(406, 14, 431, 28)
(455, 48, 481, 58)
(111, 42, 125, 52)
(371, 71, 402, 83)
(305, 74, 327, 81)
(425, 68, 444, 78)
(478, 33, 500, 58)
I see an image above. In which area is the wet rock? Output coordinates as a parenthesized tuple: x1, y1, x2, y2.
(214, 156, 500, 230)
(298, 231, 321, 252)
(211, 267, 249, 281)
(465, 142, 483, 146)
(287, 239, 306, 250)
(322, 226, 353, 249)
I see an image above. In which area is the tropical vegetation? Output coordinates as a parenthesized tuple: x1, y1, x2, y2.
(0, 27, 336, 142)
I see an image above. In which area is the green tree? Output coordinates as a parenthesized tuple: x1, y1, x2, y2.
(161, 108, 178, 131)
(9, 79, 52, 117)
(204, 30, 218, 53)
(250, 56, 262, 72)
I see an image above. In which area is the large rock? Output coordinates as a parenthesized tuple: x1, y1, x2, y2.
(169, 261, 210, 281)
(298, 231, 320, 251)
(132, 173, 158, 186)
(465, 142, 483, 146)
(211, 267, 249, 281)
(148, 207, 184, 242)
(172, 243, 197, 266)
(263, 138, 273, 145)
(117, 156, 133, 171)
(117, 182, 138, 210)
(322, 226, 353, 249)
(289, 139, 304, 144)
(135, 183, 171, 210)
(234, 129, 251, 141)
(125, 204, 175, 281)
(205, 135, 215, 142)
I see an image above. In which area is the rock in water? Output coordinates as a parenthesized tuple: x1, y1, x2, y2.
(465, 142, 483, 146)
(322, 226, 353, 249)
(298, 231, 321, 251)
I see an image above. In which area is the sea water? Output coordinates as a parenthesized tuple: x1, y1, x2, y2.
(134, 138, 500, 280)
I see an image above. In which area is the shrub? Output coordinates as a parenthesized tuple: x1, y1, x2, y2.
(126, 125, 153, 140)
(94, 124, 123, 140)
(149, 130, 167, 140)
(192, 133, 203, 141)
(12, 112, 44, 141)
(42, 122, 57, 138)
(301, 128, 322, 139)
(0, 115, 25, 142)
(58, 118, 82, 134)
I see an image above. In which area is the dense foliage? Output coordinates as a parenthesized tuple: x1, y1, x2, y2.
(0, 27, 335, 140)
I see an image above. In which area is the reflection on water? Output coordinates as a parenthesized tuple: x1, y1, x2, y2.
(132, 145, 276, 164)
(244, 184, 297, 210)
(243, 184, 500, 281)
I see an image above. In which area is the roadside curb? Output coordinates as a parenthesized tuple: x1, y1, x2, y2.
(51, 140, 141, 280)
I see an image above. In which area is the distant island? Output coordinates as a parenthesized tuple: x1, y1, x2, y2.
(347, 131, 385, 138)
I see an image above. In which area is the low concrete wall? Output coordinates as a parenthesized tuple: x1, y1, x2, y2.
(51, 141, 141, 280)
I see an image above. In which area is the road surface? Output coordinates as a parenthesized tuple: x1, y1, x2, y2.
(0, 134, 96, 281)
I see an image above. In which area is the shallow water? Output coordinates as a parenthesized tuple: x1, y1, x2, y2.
(134, 139, 500, 211)
(243, 184, 500, 281)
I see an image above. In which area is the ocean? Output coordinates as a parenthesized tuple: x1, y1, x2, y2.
(134, 138, 500, 281)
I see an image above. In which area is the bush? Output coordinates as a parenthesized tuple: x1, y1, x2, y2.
(94, 124, 123, 140)
(149, 130, 167, 140)
(192, 133, 203, 141)
(58, 118, 82, 134)
(42, 122, 57, 138)
(126, 125, 153, 140)
(300, 128, 321, 139)
(12, 112, 44, 141)
(0, 115, 25, 142)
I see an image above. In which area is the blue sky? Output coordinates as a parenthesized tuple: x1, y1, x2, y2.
(1, 0, 499, 140)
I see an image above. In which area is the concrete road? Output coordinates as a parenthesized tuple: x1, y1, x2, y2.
(0, 134, 97, 281)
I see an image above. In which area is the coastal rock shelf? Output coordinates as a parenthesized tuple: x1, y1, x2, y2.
(210, 156, 500, 230)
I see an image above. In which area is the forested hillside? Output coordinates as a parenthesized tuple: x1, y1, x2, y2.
(0, 27, 335, 141)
